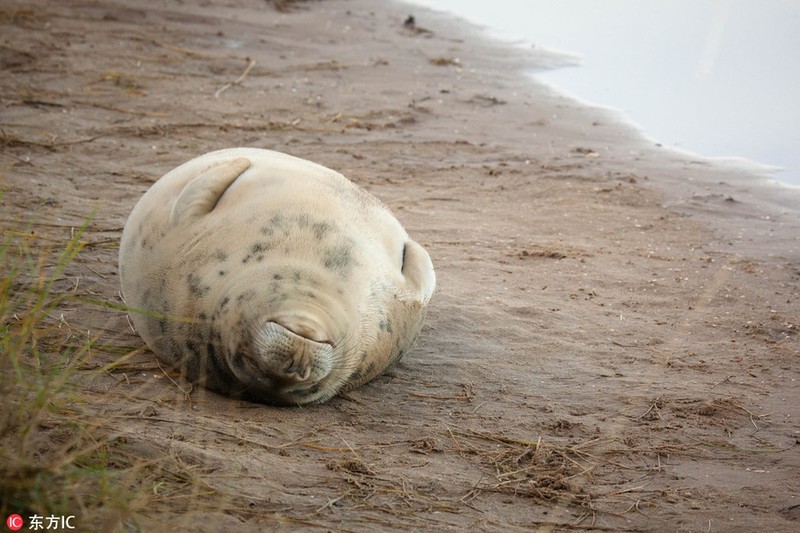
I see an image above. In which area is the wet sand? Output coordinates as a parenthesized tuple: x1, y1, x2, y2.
(1, 0, 799, 530)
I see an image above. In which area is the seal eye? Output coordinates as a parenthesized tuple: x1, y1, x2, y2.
(269, 317, 333, 347)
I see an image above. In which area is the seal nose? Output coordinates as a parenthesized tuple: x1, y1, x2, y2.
(278, 343, 313, 382)
(250, 321, 333, 384)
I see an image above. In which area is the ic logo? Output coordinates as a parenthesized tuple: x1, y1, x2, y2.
(6, 514, 24, 531)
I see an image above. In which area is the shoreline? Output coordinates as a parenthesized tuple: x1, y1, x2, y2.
(406, 0, 800, 190)
(395, 0, 800, 263)
(1, 0, 798, 530)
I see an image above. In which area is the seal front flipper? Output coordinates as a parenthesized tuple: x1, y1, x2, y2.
(400, 239, 436, 304)
(169, 157, 251, 226)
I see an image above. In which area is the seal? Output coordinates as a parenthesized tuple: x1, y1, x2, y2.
(119, 148, 435, 405)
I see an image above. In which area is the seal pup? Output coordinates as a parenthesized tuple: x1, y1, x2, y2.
(119, 148, 435, 405)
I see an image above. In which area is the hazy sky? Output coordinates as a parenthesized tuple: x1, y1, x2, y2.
(407, 0, 800, 185)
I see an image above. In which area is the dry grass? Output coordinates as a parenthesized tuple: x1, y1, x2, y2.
(0, 209, 248, 530)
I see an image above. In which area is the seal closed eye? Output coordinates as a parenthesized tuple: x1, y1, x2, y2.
(119, 147, 435, 405)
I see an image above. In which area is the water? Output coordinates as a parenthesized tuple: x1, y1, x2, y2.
(405, 0, 800, 186)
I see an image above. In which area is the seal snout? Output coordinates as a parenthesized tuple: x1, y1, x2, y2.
(248, 320, 334, 386)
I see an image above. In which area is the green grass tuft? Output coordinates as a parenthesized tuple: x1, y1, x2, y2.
(0, 215, 149, 529)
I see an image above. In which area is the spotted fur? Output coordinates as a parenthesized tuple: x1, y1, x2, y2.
(119, 148, 435, 405)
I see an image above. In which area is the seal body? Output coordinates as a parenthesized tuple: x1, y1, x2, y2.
(119, 148, 435, 405)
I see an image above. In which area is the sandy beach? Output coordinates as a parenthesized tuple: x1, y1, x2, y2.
(2, 0, 799, 531)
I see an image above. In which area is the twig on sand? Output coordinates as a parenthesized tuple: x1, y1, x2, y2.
(215, 58, 256, 97)
(155, 358, 193, 397)
(315, 494, 345, 513)
(459, 473, 485, 509)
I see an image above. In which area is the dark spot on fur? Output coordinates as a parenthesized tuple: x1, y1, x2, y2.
(186, 339, 201, 358)
(260, 214, 285, 236)
(312, 222, 332, 240)
(236, 290, 256, 304)
(273, 273, 283, 281)
(187, 273, 208, 296)
(296, 213, 310, 228)
(242, 242, 274, 264)
(292, 269, 302, 283)
(220, 296, 230, 308)
(214, 249, 228, 262)
(218, 270, 227, 277)
(199, 312, 207, 320)
(348, 367, 363, 382)
(323, 244, 353, 276)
